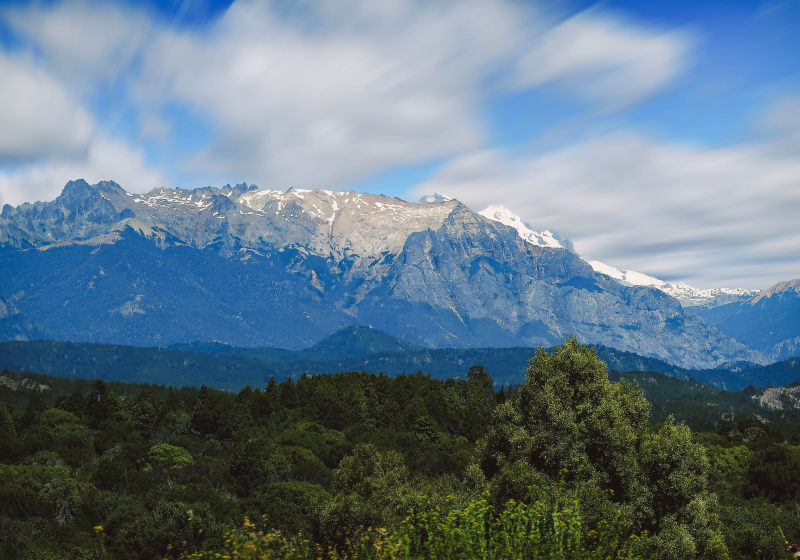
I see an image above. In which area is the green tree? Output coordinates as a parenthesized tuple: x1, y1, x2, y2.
(463, 365, 495, 440)
(477, 338, 727, 559)
(127, 389, 165, 433)
(321, 443, 410, 540)
(146, 443, 194, 486)
(0, 406, 17, 461)
(191, 386, 236, 438)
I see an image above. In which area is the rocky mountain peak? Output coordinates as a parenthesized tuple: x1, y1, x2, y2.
(56, 179, 103, 204)
(0, 179, 782, 369)
(60, 178, 91, 194)
(751, 279, 800, 304)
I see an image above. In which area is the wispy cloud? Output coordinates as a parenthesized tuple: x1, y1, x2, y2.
(0, 134, 166, 205)
(411, 118, 800, 289)
(0, 0, 796, 289)
(0, 50, 94, 165)
(0, 0, 694, 203)
(512, 9, 696, 110)
(133, 0, 525, 187)
(3, 0, 153, 88)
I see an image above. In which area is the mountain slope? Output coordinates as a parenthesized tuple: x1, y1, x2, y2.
(473, 204, 759, 310)
(587, 260, 758, 308)
(695, 279, 800, 361)
(0, 180, 767, 368)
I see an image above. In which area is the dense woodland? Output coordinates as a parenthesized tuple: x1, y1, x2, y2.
(1, 339, 799, 559)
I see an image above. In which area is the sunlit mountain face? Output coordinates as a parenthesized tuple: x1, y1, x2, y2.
(0, 0, 798, 293)
(0, 180, 772, 369)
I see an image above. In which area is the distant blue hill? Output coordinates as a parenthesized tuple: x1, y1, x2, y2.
(1, 327, 797, 391)
(694, 279, 800, 362)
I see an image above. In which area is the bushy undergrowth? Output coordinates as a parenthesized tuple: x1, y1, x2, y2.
(180, 493, 646, 560)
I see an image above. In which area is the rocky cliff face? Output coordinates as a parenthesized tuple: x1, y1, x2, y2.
(0, 180, 766, 368)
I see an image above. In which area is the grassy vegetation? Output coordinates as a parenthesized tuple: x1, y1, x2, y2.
(0, 339, 798, 559)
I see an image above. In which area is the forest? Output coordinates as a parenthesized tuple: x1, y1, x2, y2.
(1, 338, 799, 559)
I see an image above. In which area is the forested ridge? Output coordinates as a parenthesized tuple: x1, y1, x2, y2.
(4, 335, 799, 391)
(1, 339, 799, 559)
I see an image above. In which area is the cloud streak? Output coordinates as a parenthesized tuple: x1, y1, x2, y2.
(411, 123, 800, 289)
(1, 0, 796, 289)
(3, 0, 153, 88)
(513, 9, 696, 109)
(0, 51, 94, 165)
(1, 0, 694, 198)
(0, 134, 166, 206)
(134, 0, 525, 186)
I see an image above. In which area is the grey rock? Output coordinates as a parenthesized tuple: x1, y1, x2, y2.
(0, 180, 771, 369)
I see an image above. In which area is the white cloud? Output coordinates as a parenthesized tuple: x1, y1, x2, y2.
(2, 0, 153, 88)
(0, 1, 163, 205)
(760, 95, 800, 155)
(134, 1, 693, 185)
(1, 0, 694, 197)
(410, 128, 800, 289)
(132, 0, 528, 187)
(0, 135, 166, 206)
(512, 9, 694, 109)
(0, 51, 95, 164)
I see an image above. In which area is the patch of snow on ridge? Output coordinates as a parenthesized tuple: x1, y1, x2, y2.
(663, 284, 759, 308)
(588, 261, 662, 287)
(419, 193, 452, 203)
(587, 260, 758, 308)
(478, 205, 563, 249)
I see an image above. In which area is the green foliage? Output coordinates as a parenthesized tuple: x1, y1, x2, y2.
(478, 338, 727, 559)
(147, 443, 194, 484)
(748, 444, 800, 501)
(179, 493, 646, 559)
(0, 405, 18, 461)
(639, 419, 709, 522)
(715, 499, 799, 559)
(0, 340, 797, 559)
(399, 493, 646, 560)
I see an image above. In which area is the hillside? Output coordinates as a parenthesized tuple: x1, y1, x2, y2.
(1, 327, 798, 390)
(695, 279, 800, 361)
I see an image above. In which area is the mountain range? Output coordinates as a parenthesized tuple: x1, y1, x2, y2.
(474, 202, 758, 308)
(0, 179, 796, 370)
(693, 279, 800, 362)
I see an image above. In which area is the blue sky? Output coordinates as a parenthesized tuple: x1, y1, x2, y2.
(0, 0, 798, 288)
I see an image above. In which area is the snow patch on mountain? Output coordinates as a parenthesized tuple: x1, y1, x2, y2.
(231, 188, 458, 260)
(588, 260, 662, 286)
(419, 193, 452, 203)
(478, 205, 565, 249)
(471, 200, 756, 309)
(587, 260, 758, 308)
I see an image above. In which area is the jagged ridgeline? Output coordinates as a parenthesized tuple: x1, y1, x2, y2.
(0, 180, 764, 369)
